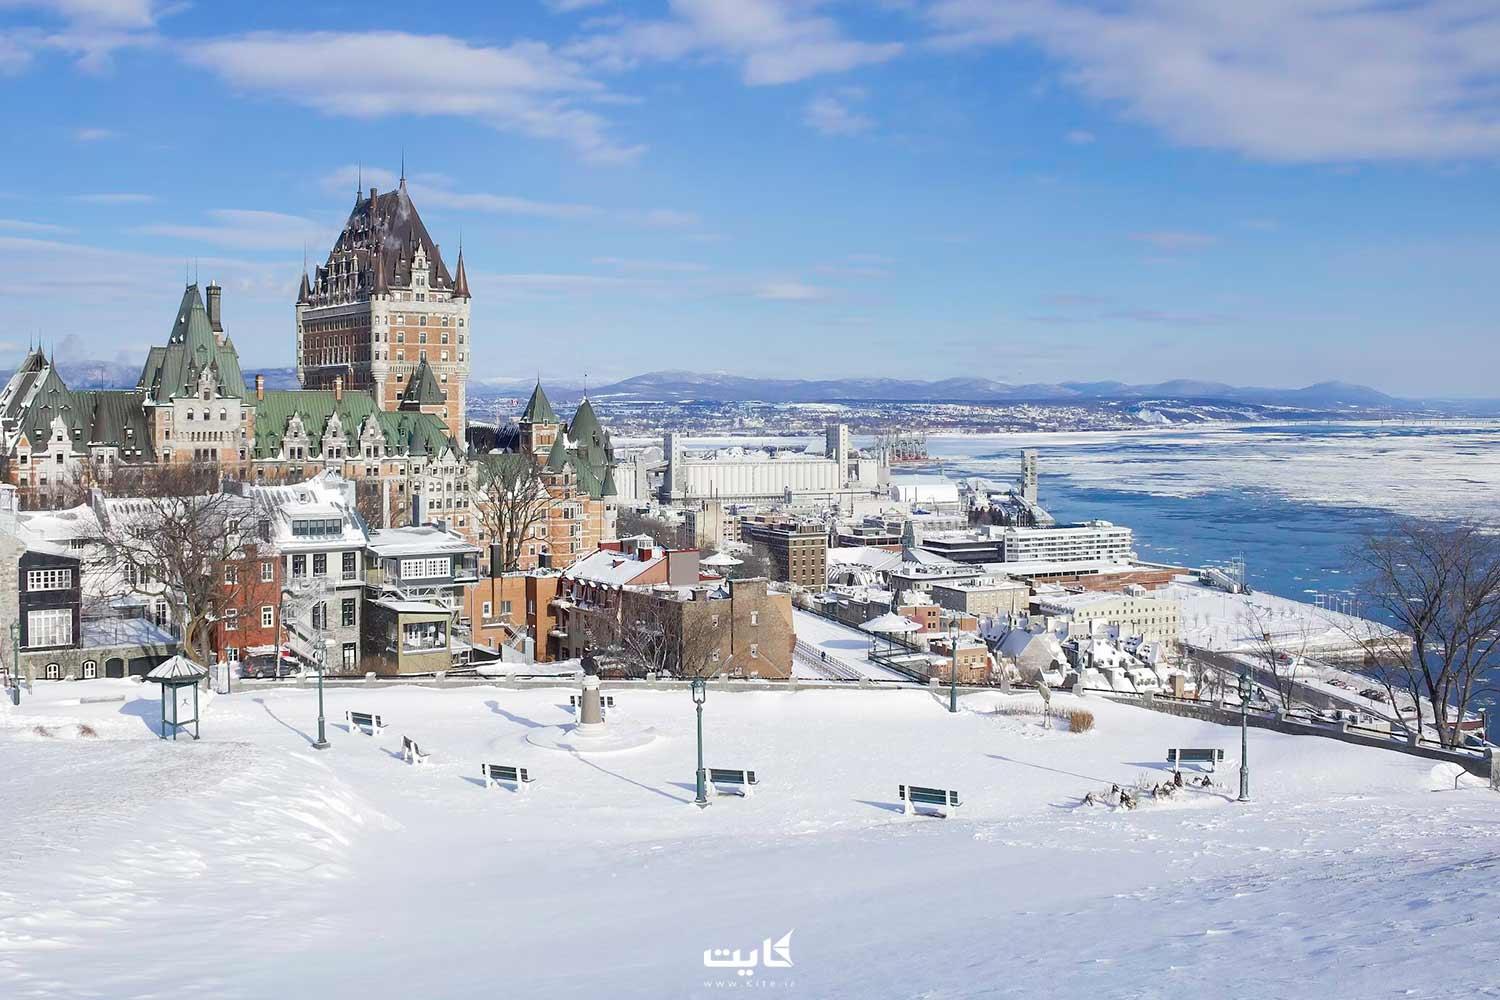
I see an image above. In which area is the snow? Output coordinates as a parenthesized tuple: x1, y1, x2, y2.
(3, 678, 1497, 998)
(1167, 579, 1389, 656)
(791, 610, 913, 681)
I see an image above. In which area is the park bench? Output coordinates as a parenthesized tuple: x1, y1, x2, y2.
(346, 710, 384, 735)
(402, 735, 430, 766)
(1166, 747, 1225, 771)
(568, 694, 615, 711)
(481, 763, 534, 791)
(707, 767, 757, 797)
(899, 784, 960, 818)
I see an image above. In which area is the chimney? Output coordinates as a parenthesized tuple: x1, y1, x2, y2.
(206, 282, 223, 336)
(255, 373, 265, 401)
(333, 375, 344, 401)
(369, 187, 377, 204)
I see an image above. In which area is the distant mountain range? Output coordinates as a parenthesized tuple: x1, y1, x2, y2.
(39, 361, 1448, 411)
(477, 370, 1403, 408)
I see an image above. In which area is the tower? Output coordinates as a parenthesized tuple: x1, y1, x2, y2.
(519, 380, 560, 459)
(295, 177, 471, 441)
(1020, 449, 1039, 506)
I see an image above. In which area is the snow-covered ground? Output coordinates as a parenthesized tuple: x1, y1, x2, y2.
(3, 679, 1497, 999)
(1167, 579, 1386, 656)
(791, 609, 914, 682)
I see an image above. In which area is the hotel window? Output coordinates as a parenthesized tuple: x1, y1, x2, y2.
(261, 606, 274, 629)
(27, 608, 72, 648)
(26, 568, 72, 591)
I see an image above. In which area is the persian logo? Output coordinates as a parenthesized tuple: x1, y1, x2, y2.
(703, 929, 794, 978)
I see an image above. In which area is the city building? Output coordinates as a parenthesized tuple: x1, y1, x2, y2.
(739, 514, 828, 591)
(296, 177, 471, 441)
(928, 576, 1030, 618)
(0, 285, 468, 533)
(361, 524, 481, 675)
(661, 423, 882, 503)
(551, 540, 702, 661)
(619, 577, 794, 679)
(1032, 587, 1182, 647)
(999, 521, 1134, 564)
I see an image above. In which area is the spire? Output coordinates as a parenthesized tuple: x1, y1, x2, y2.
(297, 269, 312, 305)
(452, 244, 470, 299)
(399, 148, 406, 188)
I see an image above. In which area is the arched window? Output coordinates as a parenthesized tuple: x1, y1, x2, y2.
(44, 662, 60, 680)
(82, 660, 97, 679)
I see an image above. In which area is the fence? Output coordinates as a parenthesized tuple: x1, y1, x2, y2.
(1089, 686, 1496, 779)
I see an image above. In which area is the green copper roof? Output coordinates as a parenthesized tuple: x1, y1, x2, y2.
(251, 389, 453, 460)
(400, 359, 446, 406)
(535, 399, 616, 500)
(138, 285, 248, 402)
(521, 381, 558, 424)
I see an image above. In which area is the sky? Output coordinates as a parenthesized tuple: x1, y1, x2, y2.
(1, 0, 1497, 397)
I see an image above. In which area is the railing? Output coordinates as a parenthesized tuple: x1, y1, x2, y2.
(791, 639, 862, 682)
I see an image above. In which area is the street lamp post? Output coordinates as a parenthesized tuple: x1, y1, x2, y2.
(692, 675, 708, 808)
(312, 635, 330, 750)
(8, 620, 20, 703)
(1238, 669, 1251, 802)
(947, 620, 960, 714)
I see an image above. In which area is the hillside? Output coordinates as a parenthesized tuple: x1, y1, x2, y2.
(2, 680, 1493, 998)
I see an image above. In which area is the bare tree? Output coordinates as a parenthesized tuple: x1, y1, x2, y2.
(612, 589, 728, 678)
(1240, 604, 1314, 713)
(616, 508, 678, 548)
(474, 455, 553, 573)
(1350, 519, 1500, 747)
(96, 485, 252, 665)
(731, 540, 775, 581)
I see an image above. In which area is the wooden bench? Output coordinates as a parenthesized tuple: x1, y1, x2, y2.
(1167, 748, 1225, 771)
(707, 767, 757, 797)
(899, 784, 960, 818)
(568, 694, 615, 711)
(402, 735, 430, 766)
(481, 763, 534, 791)
(346, 710, 384, 735)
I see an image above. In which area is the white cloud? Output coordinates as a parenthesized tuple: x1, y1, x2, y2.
(569, 0, 902, 86)
(632, 208, 701, 229)
(1129, 230, 1216, 251)
(0, 218, 73, 234)
(69, 191, 156, 204)
(72, 126, 114, 141)
(928, 0, 1500, 162)
(321, 165, 601, 221)
(0, 0, 168, 72)
(1064, 128, 1095, 145)
(804, 89, 873, 135)
(594, 256, 708, 273)
(546, 0, 609, 10)
(755, 281, 832, 301)
(183, 31, 642, 163)
(135, 209, 330, 252)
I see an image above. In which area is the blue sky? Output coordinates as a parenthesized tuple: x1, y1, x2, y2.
(1, 1, 1497, 396)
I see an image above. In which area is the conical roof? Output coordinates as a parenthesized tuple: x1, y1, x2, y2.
(521, 381, 558, 424)
(452, 248, 470, 299)
(400, 359, 446, 406)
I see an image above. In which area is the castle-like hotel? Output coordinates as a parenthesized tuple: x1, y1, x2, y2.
(0, 179, 616, 554)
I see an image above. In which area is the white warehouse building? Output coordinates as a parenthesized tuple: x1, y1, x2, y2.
(662, 425, 883, 503)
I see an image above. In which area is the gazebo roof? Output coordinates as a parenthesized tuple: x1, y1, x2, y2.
(701, 551, 743, 568)
(862, 612, 922, 634)
(146, 655, 208, 683)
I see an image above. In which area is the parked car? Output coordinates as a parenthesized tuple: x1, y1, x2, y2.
(240, 655, 301, 680)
